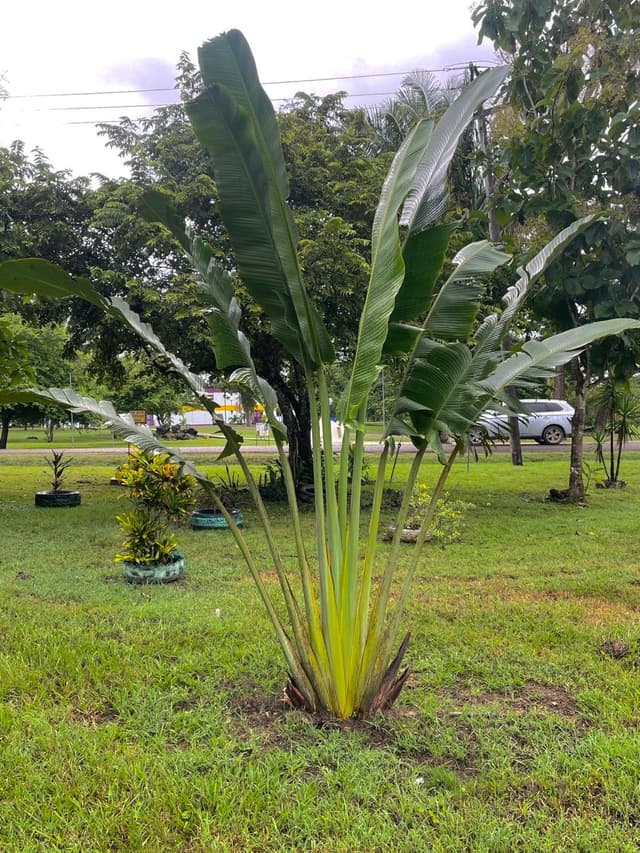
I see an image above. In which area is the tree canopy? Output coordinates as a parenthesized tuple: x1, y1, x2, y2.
(473, 0, 640, 498)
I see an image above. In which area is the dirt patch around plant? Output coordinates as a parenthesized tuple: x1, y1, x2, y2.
(439, 679, 583, 721)
(226, 677, 423, 744)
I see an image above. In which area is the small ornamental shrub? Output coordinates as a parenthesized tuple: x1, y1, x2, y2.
(404, 483, 475, 544)
(115, 450, 196, 566)
(45, 450, 74, 492)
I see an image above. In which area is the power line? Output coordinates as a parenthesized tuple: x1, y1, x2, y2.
(3, 86, 472, 127)
(3, 61, 498, 101)
(9, 84, 469, 118)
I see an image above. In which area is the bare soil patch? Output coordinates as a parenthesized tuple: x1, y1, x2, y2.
(440, 679, 582, 720)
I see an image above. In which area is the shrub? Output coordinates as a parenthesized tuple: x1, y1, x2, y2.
(115, 450, 196, 565)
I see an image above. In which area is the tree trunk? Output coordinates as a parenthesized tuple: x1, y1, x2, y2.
(568, 360, 587, 501)
(502, 335, 522, 466)
(553, 367, 566, 399)
(475, 101, 500, 243)
(0, 413, 9, 449)
(508, 416, 523, 466)
(260, 354, 314, 489)
(277, 389, 313, 487)
(477, 94, 524, 468)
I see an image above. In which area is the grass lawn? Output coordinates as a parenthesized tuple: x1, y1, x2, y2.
(3, 423, 387, 451)
(3, 425, 270, 451)
(1, 449, 639, 851)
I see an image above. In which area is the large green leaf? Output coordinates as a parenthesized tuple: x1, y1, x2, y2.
(338, 119, 436, 422)
(0, 387, 245, 466)
(481, 319, 640, 395)
(186, 32, 334, 369)
(391, 339, 475, 432)
(0, 259, 108, 308)
(388, 222, 458, 324)
(340, 69, 508, 422)
(197, 29, 289, 201)
(140, 189, 284, 436)
(0, 254, 205, 395)
(141, 190, 252, 372)
(400, 66, 510, 234)
(107, 297, 206, 396)
(388, 318, 640, 446)
(475, 215, 599, 357)
(423, 241, 512, 341)
(384, 240, 511, 356)
(385, 218, 627, 444)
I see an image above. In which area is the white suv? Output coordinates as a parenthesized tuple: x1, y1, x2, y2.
(469, 399, 575, 445)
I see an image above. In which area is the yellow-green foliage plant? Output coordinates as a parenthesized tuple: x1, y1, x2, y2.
(115, 449, 196, 566)
(2, 30, 639, 718)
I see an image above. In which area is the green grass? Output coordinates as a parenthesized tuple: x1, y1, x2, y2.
(4, 425, 269, 451)
(4, 423, 389, 451)
(1, 450, 640, 851)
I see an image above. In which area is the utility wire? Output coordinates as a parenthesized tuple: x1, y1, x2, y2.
(8, 84, 469, 117)
(2, 61, 497, 101)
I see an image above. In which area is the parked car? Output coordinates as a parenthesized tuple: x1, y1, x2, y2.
(469, 399, 575, 445)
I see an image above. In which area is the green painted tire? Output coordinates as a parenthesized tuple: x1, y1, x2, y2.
(35, 490, 81, 508)
(190, 509, 243, 530)
(122, 552, 185, 584)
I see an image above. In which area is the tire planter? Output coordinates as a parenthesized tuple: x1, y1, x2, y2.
(35, 490, 81, 508)
(190, 508, 243, 530)
(122, 551, 185, 584)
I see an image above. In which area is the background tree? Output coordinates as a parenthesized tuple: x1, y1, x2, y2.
(110, 354, 191, 428)
(0, 319, 77, 446)
(96, 77, 388, 484)
(473, 0, 640, 500)
(0, 312, 34, 447)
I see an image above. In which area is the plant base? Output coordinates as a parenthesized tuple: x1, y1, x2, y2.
(35, 490, 81, 508)
(122, 552, 185, 584)
(190, 508, 243, 530)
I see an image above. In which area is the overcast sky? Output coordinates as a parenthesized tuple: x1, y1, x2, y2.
(1, 0, 496, 179)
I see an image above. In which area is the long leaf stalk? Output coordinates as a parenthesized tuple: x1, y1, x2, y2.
(271, 427, 336, 707)
(309, 378, 331, 617)
(341, 402, 368, 684)
(337, 423, 352, 532)
(197, 479, 315, 704)
(354, 440, 390, 656)
(356, 446, 426, 702)
(318, 367, 343, 574)
(307, 372, 349, 713)
(376, 443, 460, 690)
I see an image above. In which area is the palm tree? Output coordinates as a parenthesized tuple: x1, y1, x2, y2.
(366, 70, 448, 155)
